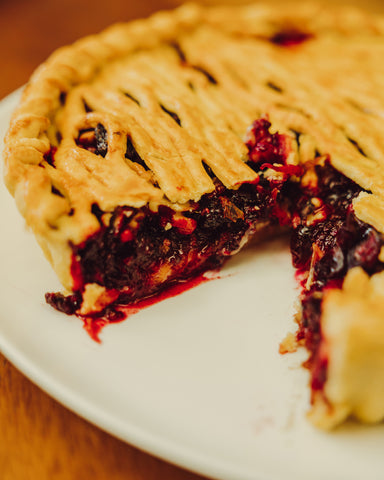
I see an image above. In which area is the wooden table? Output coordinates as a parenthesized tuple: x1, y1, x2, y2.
(1, 0, 384, 479)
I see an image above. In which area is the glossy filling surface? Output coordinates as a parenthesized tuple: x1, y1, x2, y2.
(46, 117, 384, 399)
(290, 160, 384, 395)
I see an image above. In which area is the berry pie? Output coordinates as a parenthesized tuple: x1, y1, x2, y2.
(4, 2, 384, 429)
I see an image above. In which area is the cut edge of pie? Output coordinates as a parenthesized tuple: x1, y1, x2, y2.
(4, 2, 384, 430)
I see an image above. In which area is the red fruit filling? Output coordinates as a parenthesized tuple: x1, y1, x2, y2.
(270, 29, 314, 47)
(76, 123, 108, 157)
(290, 160, 384, 394)
(46, 117, 384, 400)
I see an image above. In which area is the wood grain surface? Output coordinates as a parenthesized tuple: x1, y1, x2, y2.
(1, 0, 384, 479)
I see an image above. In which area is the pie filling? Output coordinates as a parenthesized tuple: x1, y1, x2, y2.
(290, 160, 384, 398)
(45, 118, 384, 400)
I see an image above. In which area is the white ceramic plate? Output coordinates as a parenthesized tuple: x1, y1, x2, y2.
(1, 90, 384, 480)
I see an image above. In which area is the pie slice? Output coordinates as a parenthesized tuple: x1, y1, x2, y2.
(4, 2, 384, 429)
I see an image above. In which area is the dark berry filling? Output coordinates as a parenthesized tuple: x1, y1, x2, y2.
(47, 176, 292, 314)
(43, 146, 57, 167)
(76, 123, 108, 157)
(45, 291, 82, 315)
(270, 29, 314, 47)
(291, 160, 384, 394)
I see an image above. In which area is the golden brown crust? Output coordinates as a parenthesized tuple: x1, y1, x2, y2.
(5, 2, 384, 429)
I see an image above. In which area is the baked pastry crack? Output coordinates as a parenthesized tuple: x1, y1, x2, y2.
(4, 2, 384, 429)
